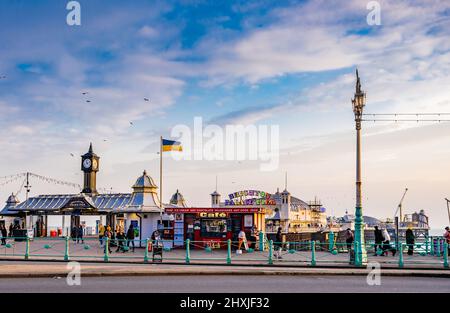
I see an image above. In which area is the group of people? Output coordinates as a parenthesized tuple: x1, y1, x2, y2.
(98, 223, 136, 254)
(345, 226, 397, 256)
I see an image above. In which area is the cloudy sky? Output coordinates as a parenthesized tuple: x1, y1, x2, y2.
(1, 0, 450, 229)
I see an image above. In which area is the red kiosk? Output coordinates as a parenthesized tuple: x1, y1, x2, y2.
(164, 207, 266, 249)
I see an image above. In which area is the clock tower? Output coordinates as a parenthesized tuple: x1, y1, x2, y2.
(81, 143, 100, 195)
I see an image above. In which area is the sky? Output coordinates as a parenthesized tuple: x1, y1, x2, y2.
(1, 0, 450, 229)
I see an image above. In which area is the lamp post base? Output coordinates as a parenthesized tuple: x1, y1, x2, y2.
(354, 205, 368, 266)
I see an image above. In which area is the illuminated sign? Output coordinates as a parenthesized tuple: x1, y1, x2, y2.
(199, 212, 227, 218)
(165, 207, 263, 214)
(225, 190, 276, 206)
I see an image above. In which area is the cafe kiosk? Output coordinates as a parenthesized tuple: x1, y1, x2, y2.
(164, 207, 265, 249)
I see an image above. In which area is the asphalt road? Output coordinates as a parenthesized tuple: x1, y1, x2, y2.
(0, 275, 448, 293)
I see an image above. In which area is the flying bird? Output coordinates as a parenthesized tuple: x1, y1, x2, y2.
(129, 121, 134, 125)
(144, 98, 150, 102)
(86, 100, 91, 103)
(0, 76, 6, 79)
(82, 92, 89, 95)
(103, 139, 107, 142)
(70, 153, 74, 157)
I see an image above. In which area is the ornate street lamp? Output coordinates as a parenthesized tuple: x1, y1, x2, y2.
(352, 69, 368, 266)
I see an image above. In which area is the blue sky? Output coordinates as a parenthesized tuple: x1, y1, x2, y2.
(1, 0, 450, 228)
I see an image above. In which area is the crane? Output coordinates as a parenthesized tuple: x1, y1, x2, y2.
(445, 198, 450, 225)
(394, 188, 408, 223)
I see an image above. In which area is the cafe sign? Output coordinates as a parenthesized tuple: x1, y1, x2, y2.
(225, 190, 276, 206)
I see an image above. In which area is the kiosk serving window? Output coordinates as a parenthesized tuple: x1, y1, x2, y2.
(201, 219, 227, 237)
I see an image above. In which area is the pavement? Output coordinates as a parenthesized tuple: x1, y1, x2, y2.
(0, 261, 449, 278)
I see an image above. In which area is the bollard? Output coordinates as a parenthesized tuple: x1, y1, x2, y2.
(431, 237, 435, 256)
(144, 239, 149, 263)
(186, 239, 191, 264)
(268, 240, 273, 265)
(24, 236, 30, 260)
(444, 242, 449, 269)
(328, 231, 335, 252)
(398, 243, 404, 268)
(227, 239, 231, 265)
(104, 237, 110, 262)
(425, 237, 429, 255)
(310, 241, 316, 266)
(64, 236, 70, 261)
(259, 231, 264, 251)
(354, 241, 361, 267)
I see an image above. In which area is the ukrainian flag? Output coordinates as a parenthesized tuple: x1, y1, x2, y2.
(162, 139, 183, 152)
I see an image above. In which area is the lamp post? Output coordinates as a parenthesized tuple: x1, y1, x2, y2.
(352, 69, 368, 266)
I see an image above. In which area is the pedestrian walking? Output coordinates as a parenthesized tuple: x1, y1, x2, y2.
(345, 228, 354, 252)
(274, 227, 283, 259)
(373, 226, 383, 256)
(381, 228, 396, 256)
(98, 223, 105, 247)
(405, 228, 415, 256)
(126, 224, 135, 252)
(0, 225, 7, 245)
(104, 225, 112, 254)
(77, 224, 84, 244)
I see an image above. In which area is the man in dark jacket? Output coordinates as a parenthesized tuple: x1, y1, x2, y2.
(274, 227, 283, 259)
(126, 225, 135, 252)
(374, 226, 383, 256)
(77, 224, 84, 244)
(405, 228, 415, 255)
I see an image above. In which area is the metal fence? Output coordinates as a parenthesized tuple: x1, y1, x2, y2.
(0, 235, 448, 269)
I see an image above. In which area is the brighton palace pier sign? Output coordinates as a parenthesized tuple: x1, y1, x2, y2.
(225, 190, 276, 206)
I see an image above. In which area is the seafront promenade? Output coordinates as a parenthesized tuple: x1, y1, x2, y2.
(0, 237, 448, 270)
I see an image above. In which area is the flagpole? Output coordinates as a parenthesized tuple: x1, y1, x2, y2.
(160, 136, 163, 221)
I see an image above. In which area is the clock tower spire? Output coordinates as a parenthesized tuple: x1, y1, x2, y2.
(81, 143, 100, 195)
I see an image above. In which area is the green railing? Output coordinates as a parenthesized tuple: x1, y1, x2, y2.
(0, 235, 448, 269)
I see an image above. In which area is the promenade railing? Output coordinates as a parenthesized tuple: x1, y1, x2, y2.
(0, 235, 448, 269)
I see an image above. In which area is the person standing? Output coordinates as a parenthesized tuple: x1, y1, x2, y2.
(71, 226, 77, 242)
(237, 229, 247, 252)
(8, 223, 13, 237)
(127, 224, 135, 252)
(77, 224, 84, 244)
(373, 226, 383, 256)
(98, 223, 105, 247)
(104, 225, 112, 254)
(0, 225, 7, 245)
(405, 228, 415, 256)
(274, 227, 283, 259)
(116, 228, 126, 253)
(444, 227, 450, 256)
(345, 228, 354, 252)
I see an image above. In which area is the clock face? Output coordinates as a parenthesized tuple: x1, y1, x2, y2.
(92, 159, 98, 170)
(83, 158, 92, 169)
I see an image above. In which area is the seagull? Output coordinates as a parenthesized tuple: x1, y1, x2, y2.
(0, 76, 6, 79)
(86, 100, 91, 103)
(103, 139, 107, 142)
(144, 98, 150, 102)
(82, 92, 89, 95)
(70, 153, 74, 157)
(129, 121, 134, 125)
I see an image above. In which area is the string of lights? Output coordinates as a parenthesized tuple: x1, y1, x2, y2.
(362, 112, 450, 123)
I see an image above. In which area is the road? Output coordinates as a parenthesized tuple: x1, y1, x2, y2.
(0, 275, 448, 293)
